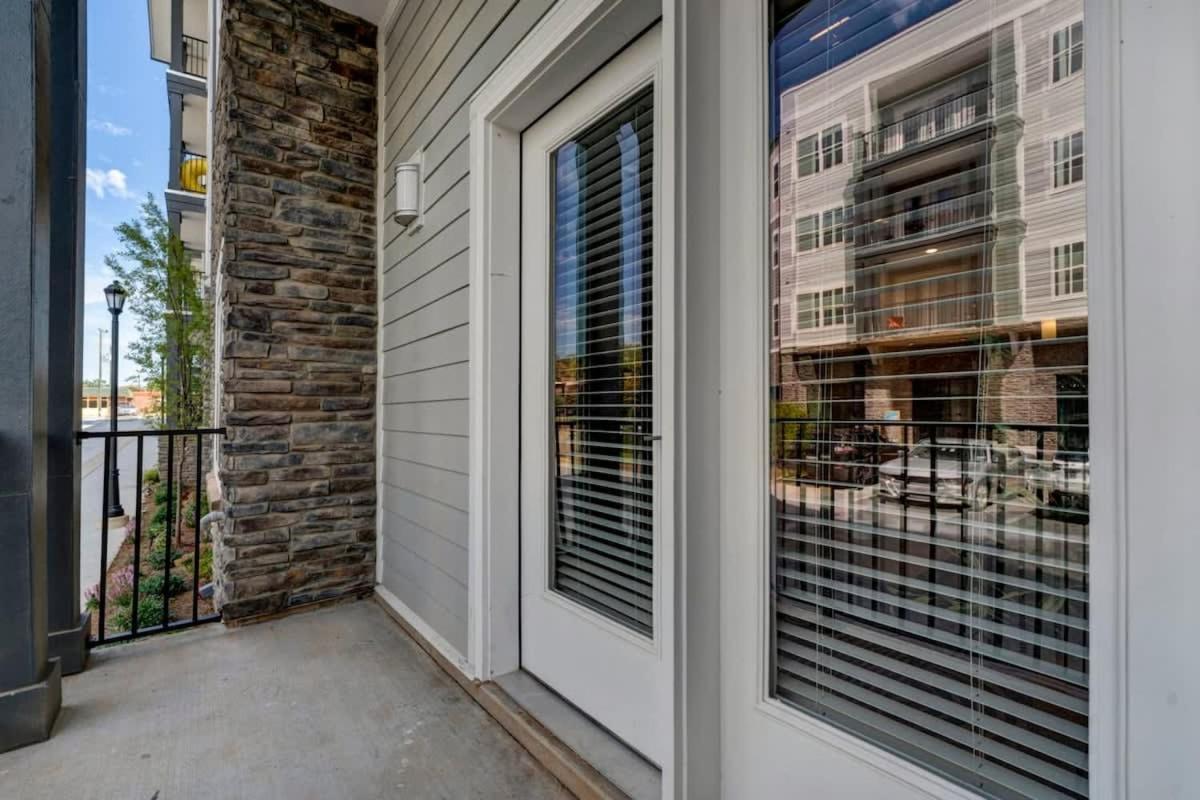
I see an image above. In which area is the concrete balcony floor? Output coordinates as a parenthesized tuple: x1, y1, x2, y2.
(0, 601, 569, 799)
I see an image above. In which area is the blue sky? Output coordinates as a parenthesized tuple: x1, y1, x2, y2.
(84, 0, 169, 386)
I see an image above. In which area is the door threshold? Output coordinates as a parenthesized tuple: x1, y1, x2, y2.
(491, 670, 661, 800)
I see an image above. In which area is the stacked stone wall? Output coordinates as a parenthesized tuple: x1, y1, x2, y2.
(210, 0, 378, 619)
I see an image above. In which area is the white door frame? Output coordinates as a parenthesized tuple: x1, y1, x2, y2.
(519, 31, 670, 761)
(717, 0, 1126, 798)
(467, 0, 677, 788)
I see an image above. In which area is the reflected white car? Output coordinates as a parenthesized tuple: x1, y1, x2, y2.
(878, 438, 1022, 510)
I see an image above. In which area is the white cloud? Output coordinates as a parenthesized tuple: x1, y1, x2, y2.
(88, 119, 133, 136)
(85, 168, 134, 200)
(83, 263, 116, 306)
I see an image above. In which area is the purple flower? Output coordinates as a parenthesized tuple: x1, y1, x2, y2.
(109, 566, 135, 599)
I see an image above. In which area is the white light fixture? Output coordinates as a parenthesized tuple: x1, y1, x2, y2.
(394, 150, 424, 231)
(925, 247, 939, 254)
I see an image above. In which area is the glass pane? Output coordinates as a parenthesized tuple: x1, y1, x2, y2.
(550, 85, 655, 637)
(797, 133, 819, 176)
(769, 2, 1089, 798)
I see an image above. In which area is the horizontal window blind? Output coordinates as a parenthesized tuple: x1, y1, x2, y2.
(769, 2, 1089, 798)
(551, 86, 655, 636)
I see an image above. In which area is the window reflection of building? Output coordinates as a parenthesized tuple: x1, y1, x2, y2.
(769, 2, 1090, 799)
(774, 0, 1088, 451)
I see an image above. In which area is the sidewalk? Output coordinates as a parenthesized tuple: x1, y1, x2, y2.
(78, 418, 158, 605)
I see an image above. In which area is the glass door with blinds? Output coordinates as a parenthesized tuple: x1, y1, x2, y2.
(519, 26, 669, 765)
(727, 1, 1090, 799)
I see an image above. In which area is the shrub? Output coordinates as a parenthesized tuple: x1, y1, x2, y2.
(199, 546, 213, 581)
(135, 595, 167, 627)
(147, 541, 170, 571)
(111, 595, 166, 631)
(140, 572, 186, 598)
(153, 482, 171, 507)
(143, 467, 160, 485)
(146, 519, 165, 544)
(152, 503, 169, 527)
(181, 493, 211, 526)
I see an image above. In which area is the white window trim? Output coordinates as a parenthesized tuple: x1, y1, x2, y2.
(1049, 127, 1086, 193)
(1051, 236, 1088, 298)
(793, 205, 847, 253)
(1049, 16, 1085, 85)
(793, 211, 820, 253)
(719, 1, 1126, 798)
(793, 284, 853, 330)
(792, 118, 850, 180)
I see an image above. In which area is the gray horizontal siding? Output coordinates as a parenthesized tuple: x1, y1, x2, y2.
(379, 0, 556, 656)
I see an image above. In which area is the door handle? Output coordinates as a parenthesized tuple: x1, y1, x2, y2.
(640, 433, 662, 442)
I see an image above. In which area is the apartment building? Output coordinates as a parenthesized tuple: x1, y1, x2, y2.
(774, 0, 1086, 447)
(147, 0, 211, 273)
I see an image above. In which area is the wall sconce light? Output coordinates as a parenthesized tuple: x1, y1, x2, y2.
(394, 150, 424, 232)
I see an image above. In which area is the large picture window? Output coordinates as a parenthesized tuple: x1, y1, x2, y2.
(769, 2, 1089, 799)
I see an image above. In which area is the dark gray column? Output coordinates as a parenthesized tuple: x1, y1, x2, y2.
(0, 0, 62, 753)
(170, 0, 184, 71)
(45, 0, 90, 677)
(168, 90, 183, 190)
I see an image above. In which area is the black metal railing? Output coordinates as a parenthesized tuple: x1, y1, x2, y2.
(182, 35, 208, 78)
(859, 86, 992, 163)
(77, 426, 225, 646)
(771, 416, 1089, 521)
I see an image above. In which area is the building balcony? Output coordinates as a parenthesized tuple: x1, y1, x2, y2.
(859, 86, 992, 167)
(856, 290, 992, 339)
(149, 0, 209, 85)
(0, 601, 572, 799)
(853, 189, 995, 255)
(181, 34, 208, 79)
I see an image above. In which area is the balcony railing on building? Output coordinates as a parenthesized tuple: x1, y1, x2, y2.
(860, 86, 992, 164)
(856, 289, 991, 338)
(854, 189, 993, 250)
(180, 151, 207, 194)
(182, 35, 208, 79)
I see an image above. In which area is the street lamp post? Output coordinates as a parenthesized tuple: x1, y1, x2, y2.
(104, 282, 127, 519)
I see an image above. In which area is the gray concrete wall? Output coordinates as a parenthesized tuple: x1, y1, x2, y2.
(377, 0, 558, 657)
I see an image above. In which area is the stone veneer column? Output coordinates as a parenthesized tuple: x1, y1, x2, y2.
(210, 0, 378, 619)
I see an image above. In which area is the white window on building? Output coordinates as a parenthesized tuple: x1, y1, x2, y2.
(821, 206, 845, 246)
(797, 287, 853, 330)
(1053, 131, 1085, 188)
(821, 286, 853, 326)
(796, 124, 845, 178)
(796, 133, 819, 178)
(1052, 21, 1084, 83)
(1054, 241, 1086, 296)
(795, 292, 817, 329)
(795, 214, 819, 252)
(821, 124, 844, 169)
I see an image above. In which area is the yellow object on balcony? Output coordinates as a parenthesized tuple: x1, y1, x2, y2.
(180, 156, 208, 193)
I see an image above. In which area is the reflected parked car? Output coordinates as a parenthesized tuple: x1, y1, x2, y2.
(828, 426, 897, 486)
(879, 438, 1024, 510)
(117, 403, 137, 417)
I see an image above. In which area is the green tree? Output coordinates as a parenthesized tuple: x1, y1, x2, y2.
(104, 195, 212, 430)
